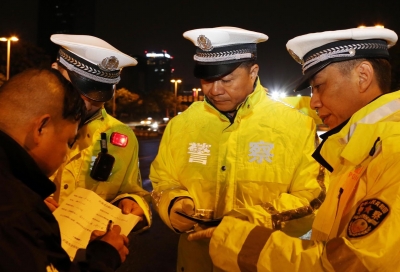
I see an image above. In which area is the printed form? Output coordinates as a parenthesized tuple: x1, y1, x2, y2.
(53, 187, 140, 260)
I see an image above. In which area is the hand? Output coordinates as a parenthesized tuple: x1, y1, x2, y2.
(169, 197, 196, 232)
(118, 198, 144, 221)
(187, 227, 216, 241)
(90, 225, 129, 262)
(44, 197, 59, 212)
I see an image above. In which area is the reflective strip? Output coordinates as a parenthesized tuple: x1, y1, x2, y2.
(238, 226, 273, 272)
(345, 99, 400, 142)
(59, 57, 120, 84)
(194, 52, 252, 62)
(326, 237, 368, 272)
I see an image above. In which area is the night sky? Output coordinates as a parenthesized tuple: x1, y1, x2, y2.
(1, 0, 400, 91)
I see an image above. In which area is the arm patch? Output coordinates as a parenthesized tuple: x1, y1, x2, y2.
(347, 198, 389, 238)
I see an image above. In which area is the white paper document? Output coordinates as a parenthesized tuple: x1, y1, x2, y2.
(53, 187, 140, 260)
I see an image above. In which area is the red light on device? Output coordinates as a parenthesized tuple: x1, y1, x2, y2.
(110, 132, 128, 147)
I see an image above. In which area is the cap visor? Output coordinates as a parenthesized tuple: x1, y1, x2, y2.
(68, 71, 114, 102)
(294, 61, 332, 92)
(194, 62, 242, 80)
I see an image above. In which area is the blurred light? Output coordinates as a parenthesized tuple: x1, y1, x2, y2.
(297, 94, 301, 97)
(110, 132, 128, 147)
(151, 122, 158, 129)
(146, 52, 171, 58)
(163, 117, 169, 122)
(270, 91, 287, 98)
(358, 25, 384, 29)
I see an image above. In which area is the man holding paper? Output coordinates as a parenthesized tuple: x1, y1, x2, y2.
(0, 69, 129, 271)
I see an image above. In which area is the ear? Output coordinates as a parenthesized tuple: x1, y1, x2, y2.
(250, 64, 259, 80)
(357, 61, 373, 93)
(32, 115, 51, 144)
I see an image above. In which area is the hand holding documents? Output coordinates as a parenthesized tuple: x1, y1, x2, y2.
(53, 188, 140, 260)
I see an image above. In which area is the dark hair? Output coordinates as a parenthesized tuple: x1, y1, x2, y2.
(0, 68, 86, 123)
(239, 60, 257, 72)
(50, 69, 87, 122)
(334, 58, 392, 93)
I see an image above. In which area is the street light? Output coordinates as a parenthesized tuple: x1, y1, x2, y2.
(0, 36, 19, 80)
(171, 79, 182, 116)
(192, 88, 201, 101)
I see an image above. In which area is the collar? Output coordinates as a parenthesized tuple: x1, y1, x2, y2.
(0, 130, 55, 199)
(83, 108, 104, 125)
(312, 90, 400, 172)
(204, 77, 264, 122)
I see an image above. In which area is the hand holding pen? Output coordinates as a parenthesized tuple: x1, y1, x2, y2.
(89, 219, 130, 262)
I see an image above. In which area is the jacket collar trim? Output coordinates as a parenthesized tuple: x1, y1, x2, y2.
(0, 130, 55, 199)
(313, 91, 400, 172)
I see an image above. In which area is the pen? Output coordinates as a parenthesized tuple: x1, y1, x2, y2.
(107, 220, 113, 232)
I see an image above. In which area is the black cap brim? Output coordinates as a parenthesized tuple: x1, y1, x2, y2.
(293, 61, 331, 92)
(294, 39, 391, 92)
(68, 70, 114, 102)
(194, 62, 243, 80)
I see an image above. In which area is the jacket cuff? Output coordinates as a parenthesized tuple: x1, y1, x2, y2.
(85, 240, 121, 271)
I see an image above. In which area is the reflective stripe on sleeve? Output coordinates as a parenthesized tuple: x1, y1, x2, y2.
(238, 226, 273, 272)
(326, 237, 368, 272)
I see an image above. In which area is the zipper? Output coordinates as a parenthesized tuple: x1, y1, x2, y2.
(336, 187, 344, 216)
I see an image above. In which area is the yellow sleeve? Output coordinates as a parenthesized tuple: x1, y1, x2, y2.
(230, 118, 327, 237)
(210, 216, 332, 272)
(108, 126, 152, 229)
(150, 122, 191, 232)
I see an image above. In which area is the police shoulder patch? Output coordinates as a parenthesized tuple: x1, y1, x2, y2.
(347, 198, 389, 238)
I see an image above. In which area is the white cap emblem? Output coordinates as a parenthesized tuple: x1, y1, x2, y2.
(99, 56, 119, 71)
(197, 35, 213, 51)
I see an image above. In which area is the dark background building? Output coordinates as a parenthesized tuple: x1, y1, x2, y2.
(37, 0, 96, 62)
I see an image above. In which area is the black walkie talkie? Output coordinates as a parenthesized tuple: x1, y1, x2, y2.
(90, 133, 115, 181)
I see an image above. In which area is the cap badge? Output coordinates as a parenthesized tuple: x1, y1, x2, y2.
(288, 49, 303, 65)
(99, 56, 119, 71)
(197, 35, 213, 51)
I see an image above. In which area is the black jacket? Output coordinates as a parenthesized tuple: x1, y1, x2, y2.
(0, 130, 121, 271)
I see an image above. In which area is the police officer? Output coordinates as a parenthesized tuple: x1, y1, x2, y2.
(150, 27, 325, 271)
(190, 26, 400, 271)
(48, 35, 151, 229)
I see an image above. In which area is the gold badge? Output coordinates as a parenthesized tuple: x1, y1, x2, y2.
(99, 56, 119, 71)
(197, 35, 213, 51)
(288, 49, 303, 64)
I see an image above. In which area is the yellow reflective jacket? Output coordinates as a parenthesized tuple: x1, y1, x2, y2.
(150, 80, 323, 271)
(52, 108, 151, 229)
(277, 95, 323, 125)
(210, 90, 400, 271)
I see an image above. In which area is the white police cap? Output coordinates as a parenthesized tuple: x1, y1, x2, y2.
(183, 27, 268, 79)
(51, 34, 137, 102)
(286, 27, 398, 91)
